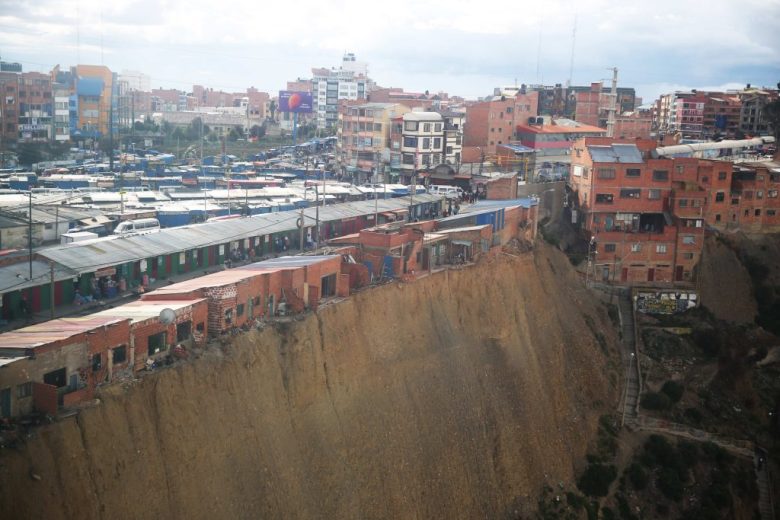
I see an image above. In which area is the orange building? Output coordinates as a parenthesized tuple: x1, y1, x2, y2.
(74, 64, 113, 137)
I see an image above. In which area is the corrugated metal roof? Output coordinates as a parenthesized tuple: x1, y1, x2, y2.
(37, 195, 441, 274)
(0, 260, 76, 294)
(0, 316, 127, 349)
(587, 144, 644, 163)
(92, 298, 206, 324)
(467, 198, 537, 210)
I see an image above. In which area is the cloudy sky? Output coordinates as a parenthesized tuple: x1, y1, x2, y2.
(1, 0, 778, 103)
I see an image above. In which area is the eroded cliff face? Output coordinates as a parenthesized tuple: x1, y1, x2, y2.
(0, 245, 619, 519)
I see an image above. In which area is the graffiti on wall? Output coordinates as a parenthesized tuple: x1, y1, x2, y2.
(635, 290, 698, 315)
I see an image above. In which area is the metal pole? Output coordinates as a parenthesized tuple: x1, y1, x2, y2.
(49, 261, 55, 320)
(28, 191, 32, 280)
(315, 185, 320, 248)
(299, 206, 305, 252)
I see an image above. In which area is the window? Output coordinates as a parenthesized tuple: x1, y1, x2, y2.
(715, 192, 725, 202)
(422, 137, 430, 149)
(404, 121, 418, 131)
(656, 244, 667, 253)
(604, 244, 616, 253)
(236, 304, 245, 317)
(423, 123, 431, 132)
(112, 346, 127, 364)
(683, 252, 694, 260)
(682, 236, 695, 245)
(148, 332, 167, 355)
(757, 190, 764, 199)
(373, 123, 381, 132)
(17, 382, 32, 399)
(652, 170, 669, 181)
(648, 189, 661, 200)
(620, 188, 641, 199)
(768, 210, 777, 217)
(402, 154, 414, 165)
(755, 209, 762, 217)
(715, 214, 721, 222)
(196, 322, 205, 333)
(718, 171, 727, 180)
(675, 165, 684, 174)
(678, 199, 688, 207)
(597, 168, 616, 179)
(176, 321, 192, 341)
(433, 137, 441, 148)
(434, 123, 442, 132)
(631, 243, 642, 253)
(92, 353, 102, 372)
(595, 193, 614, 204)
(403, 136, 417, 148)
(769, 190, 778, 198)
(626, 168, 641, 178)
(224, 309, 233, 324)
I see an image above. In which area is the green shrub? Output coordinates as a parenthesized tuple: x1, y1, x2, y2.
(677, 440, 699, 469)
(683, 407, 703, 424)
(577, 463, 618, 497)
(641, 392, 671, 410)
(627, 463, 649, 490)
(657, 467, 685, 501)
(692, 328, 722, 358)
(661, 381, 684, 403)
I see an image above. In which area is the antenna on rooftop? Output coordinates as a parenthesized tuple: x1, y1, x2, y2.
(567, 13, 578, 88)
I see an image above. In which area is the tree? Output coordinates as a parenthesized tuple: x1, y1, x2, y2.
(16, 143, 43, 167)
(249, 124, 266, 139)
(268, 99, 277, 121)
(577, 463, 617, 497)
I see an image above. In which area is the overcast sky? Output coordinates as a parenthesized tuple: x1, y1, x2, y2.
(1, 0, 778, 103)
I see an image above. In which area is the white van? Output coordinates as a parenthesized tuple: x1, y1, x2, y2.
(113, 218, 161, 235)
(428, 185, 463, 199)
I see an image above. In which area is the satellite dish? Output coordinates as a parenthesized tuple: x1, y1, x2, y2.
(159, 308, 176, 325)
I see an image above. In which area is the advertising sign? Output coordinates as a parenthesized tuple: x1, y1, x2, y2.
(278, 90, 313, 113)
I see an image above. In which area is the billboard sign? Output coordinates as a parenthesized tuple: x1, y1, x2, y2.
(278, 90, 313, 113)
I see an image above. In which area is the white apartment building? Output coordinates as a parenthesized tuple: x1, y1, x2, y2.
(53, 85, 70, 142)
(399, 112, 445, 176)
(312, 53, 374, 129)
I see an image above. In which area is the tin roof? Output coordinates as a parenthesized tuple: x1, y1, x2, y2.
(0, 260, 76, 294)
(0, 315, 127, 350)
(37, 195, 442, 274)
(92, 298, 206, 324)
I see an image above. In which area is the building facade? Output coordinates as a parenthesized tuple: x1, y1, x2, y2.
(337, 102, 410, 182)
(570, 137, 714, 285)
(312, 53, 374, 129)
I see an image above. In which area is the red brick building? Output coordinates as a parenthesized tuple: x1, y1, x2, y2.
(710, 160, 780, 232)
(0, 316, 131, 417)
(570, 137, 709, 284)
(463, 92, 539, 157)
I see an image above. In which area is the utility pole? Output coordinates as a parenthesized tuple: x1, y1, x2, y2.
(606, 67, 618, 138)
(49, 261, 55, 320)
(315, 185, 320, 248)
(109, 98, 114, 171)
(299, 206, 305, 252)
(28, 191, 33, 281)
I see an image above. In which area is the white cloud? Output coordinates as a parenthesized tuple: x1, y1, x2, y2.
(0, 0, 776, 100)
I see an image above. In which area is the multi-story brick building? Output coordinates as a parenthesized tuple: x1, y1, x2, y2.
(336, 102, 410, 182)
(571, 82, 638, 129)
(463, 91, 539, 157)
(706, 160, 780, 232)
(0, 70, 53, 143)
(514, 119, 606, 178)
(570, 137, 711, 284)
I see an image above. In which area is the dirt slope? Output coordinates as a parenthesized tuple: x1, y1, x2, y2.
(698, 235, 758, 324)
(0, 245, 618, 519)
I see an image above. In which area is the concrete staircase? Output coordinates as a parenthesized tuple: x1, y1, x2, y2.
(618, 291, 640, 424)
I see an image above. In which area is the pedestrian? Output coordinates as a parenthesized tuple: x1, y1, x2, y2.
(19, 296, 29, 322)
